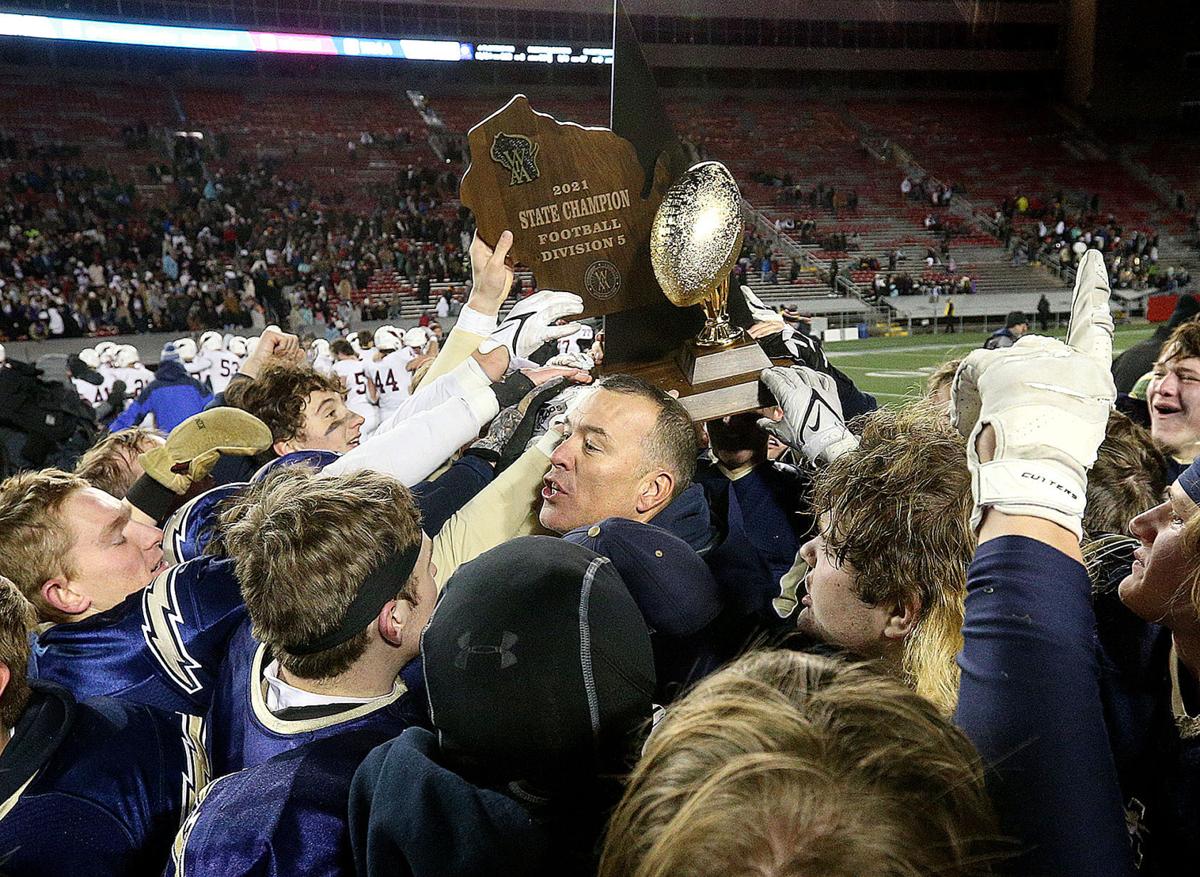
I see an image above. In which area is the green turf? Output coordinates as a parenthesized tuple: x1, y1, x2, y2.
(825, 324, 1156, 402)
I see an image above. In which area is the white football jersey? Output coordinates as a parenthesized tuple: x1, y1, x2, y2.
(368, 349, 415, 414)
(203, 351, 242, 395)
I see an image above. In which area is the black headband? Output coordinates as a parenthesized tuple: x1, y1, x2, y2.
(285, 544, 422, 656)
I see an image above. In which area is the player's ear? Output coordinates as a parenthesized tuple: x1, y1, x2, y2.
(0, 664, 9, 703)
(379, 597, 415, 648)
(883, 597, 920, 641)
(272, 437, 297, 457)
(635, 471, 674, 516)
(42, 579, 92, 617)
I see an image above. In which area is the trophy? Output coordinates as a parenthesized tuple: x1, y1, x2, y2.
(650, 161, 771, 394)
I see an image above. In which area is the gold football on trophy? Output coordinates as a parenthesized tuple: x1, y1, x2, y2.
(651, 161, 745, 347)
(651, 161, 744, 308)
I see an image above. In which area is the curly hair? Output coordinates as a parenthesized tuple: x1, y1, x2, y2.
(600, 650, 998, 877)
(220, 466, 423, 680)
(225, 364, 345, 445)
(810, 402, 973, 715)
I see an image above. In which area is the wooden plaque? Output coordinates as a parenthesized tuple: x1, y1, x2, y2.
(460, 95, 672, 318)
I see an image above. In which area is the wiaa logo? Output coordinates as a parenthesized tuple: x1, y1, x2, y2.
(490, 133, 540, 186)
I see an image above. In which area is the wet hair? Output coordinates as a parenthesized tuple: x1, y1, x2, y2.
(221, 467, 423, 680)
(810, 403, 972, 714)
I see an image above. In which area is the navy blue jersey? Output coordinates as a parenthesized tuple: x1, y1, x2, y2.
(166, 728, 391, 877)
(956, 536, 1134, 877)
(161, 482, 247, 566)
(207, 620, 426, 776)
(0, 682, 208, 876)
(28, 555, 247, 715)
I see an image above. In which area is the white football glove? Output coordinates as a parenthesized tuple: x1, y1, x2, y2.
(544, 351, 596, 371)
(741, 284, 781, 324)
(478, 290, 585, 360)
(950, 249, 1115, 539)
(757, 366, 858, 465)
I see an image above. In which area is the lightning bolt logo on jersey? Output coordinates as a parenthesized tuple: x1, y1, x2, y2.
(0, 684, 213, 876)
(28, 555, 247, 715)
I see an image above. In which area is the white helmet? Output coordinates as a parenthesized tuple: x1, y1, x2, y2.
(77, 348, 100, 369)
(0, 343, 5, 366)
(227, 336, 248, 358)
(95, 340, 118, 365)
(199, 331, 223, 352)
(244, 336, 260, 359)
(311, 338, 331, 358)
(174, 338, 198, 362)
(348, 333, 363, 353)
(115, 344, 140, 369)
(374, 326, 404, 351)
(403, 327, 430, 350)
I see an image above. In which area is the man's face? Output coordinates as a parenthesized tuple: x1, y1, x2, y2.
(1011, 322, 1029, 338)
(541, 389, 662, 534)
(706, 412, 768, 471)
(286, 390, 364, 455)
(1148, 347, 1200, 461)
(796, 528, 893, 657)
(60, 487, 165, 615)
(1120, 483, 1198, 626)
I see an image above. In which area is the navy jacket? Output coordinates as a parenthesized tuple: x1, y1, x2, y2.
(0, 682, 208, 876)
(695, 459, 813, 626)
(349, 727, 553, 877)
(111, 359, 214, 433)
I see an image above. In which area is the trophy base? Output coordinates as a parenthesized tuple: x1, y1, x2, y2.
(607, 340, 780, 422)
(676, 337, 771, 387)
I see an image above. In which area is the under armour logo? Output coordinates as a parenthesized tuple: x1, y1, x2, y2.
(455, 630, 519, 669)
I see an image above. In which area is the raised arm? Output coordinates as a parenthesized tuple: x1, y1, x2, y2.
(952, 251, 1133, 876)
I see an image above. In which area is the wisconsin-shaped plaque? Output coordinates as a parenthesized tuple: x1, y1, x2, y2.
(460, 94, 673, 317)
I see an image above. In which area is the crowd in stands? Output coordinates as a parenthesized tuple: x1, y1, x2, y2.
(0, 146, 472, 342)
(994, 191, 1192, 291)
(0, 232, 1196, 875)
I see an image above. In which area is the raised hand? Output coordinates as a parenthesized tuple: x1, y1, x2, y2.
(950, 249, 1116, 538)
(467, 230, 515, 317)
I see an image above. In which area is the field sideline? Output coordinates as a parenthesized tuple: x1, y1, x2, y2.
(824, 324, 1157, 402)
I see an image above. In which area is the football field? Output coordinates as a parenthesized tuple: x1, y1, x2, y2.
(824, 324, 1156, 403)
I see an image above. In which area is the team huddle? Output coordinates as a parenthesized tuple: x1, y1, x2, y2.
(0, 238, 1197, 877)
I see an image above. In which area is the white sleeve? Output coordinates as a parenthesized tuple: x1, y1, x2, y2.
(374, 357, 492, 437)
(321, 392, 499, 485)
(185, 354, 211, 375)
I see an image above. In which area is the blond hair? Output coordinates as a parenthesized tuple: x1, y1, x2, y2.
(0, 469, 88, 622)
(220, 466, 423, 680)
(74, 426, 165, 498)
(600, 650, 997, 877)
(0, 577, 35, 727)
(925, 357, 962, 400)
(1085, 411, 1168, 537)
(811, 402, 972, 714)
